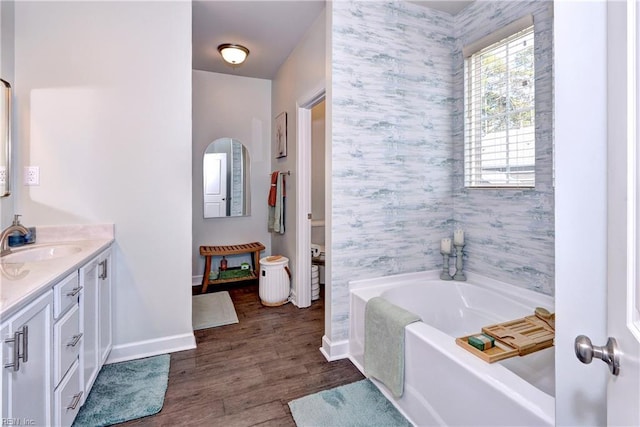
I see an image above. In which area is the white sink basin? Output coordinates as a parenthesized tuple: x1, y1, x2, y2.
(1, 244, 83, 263)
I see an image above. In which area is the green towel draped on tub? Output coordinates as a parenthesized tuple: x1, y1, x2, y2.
(364, 297, 421, 398)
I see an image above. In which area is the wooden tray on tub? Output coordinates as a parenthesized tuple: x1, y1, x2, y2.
(456, 314, 554, 363)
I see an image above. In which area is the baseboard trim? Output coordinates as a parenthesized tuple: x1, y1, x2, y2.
(319, 335, 349, 361)
(192, 275, 202, 286)
(106, 332, 196, 364)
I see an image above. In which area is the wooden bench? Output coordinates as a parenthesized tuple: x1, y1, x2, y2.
(200, 242, 265, 294)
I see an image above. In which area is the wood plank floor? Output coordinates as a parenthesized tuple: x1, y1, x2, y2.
(119, 283, 364, 426)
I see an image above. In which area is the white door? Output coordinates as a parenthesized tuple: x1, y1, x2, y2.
(203, 152, 227, 218)
(556, 2, 640, 425)
(98, 248, 112, 365)
(80, 257, 99, 395)
(606, 1, 640, 424)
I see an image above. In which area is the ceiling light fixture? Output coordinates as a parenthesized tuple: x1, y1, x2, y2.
(217, 43, 250, 65)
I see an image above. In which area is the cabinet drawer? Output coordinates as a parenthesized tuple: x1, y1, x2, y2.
(54, 303, 81, 385)
(54, 359, 83, 427)
(53, 271, 80, 319)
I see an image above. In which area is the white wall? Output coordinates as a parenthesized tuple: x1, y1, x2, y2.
(271, 7, 326, 280)
(14, 1, 194, 360)
(192, 70, 272, 276)
(0, 0, 15, 228)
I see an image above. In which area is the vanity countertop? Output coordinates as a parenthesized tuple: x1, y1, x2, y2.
(0, 224, 114, 320)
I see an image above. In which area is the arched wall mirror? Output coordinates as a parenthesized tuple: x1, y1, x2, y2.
(0, 79, 11, 198)
(203, 137, 251, 217)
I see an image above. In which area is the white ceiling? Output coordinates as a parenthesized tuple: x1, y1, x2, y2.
(409, 1, 473, 16)
(192, 1, 326, 79)
(192, 1, 474, 80)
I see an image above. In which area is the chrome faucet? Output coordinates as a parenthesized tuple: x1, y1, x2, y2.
(0, 224, 30, 256)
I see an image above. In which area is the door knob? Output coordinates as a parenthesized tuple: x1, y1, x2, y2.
(574, 335, 620, 376)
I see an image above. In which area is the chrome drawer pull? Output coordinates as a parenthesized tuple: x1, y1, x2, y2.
(67, 391, 83, 410)
(3, 326, 27, 371)
(65, 286, 83, 297)
(66, 333, 83, 348)
(99, 259, 108, 280)
(21, 325, 28, 363)
(3, 331, 20, 371)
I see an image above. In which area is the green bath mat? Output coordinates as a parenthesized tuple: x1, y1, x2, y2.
(73, 354, 170, 426)
(288, 379, 412, 426)
(218, 269, 252, 280)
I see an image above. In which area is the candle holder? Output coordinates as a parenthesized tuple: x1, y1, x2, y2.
(440, 251, 453, 280)
(453, 244, 466, 281)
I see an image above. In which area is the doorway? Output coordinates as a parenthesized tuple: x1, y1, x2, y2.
(310, 100, 326, 299)
(294, 89, 325, 308)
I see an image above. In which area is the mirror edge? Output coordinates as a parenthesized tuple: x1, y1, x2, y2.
(0, 78, 11, 198)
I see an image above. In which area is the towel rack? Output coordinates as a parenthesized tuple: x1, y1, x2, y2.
(270, 171, 290, 176)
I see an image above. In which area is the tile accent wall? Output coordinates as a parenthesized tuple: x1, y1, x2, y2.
(331, 1, 554, 342)
(452, 1, 554, 295)
(331, 1, 455, 341)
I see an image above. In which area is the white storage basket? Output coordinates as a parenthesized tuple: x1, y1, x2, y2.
(259, 256, 291, 306)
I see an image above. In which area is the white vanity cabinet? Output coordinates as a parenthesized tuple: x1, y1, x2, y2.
(1, 290, 54, 426)
(1, 240, 114, 427)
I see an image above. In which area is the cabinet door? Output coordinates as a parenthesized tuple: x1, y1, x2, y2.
(1, 291, 53, 426)
(54, 360, 82, 427)
(79, 257, 99, 395)
(98, 248, 112, 365)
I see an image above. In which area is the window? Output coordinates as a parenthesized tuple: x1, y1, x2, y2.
(464, 20, 535, 188)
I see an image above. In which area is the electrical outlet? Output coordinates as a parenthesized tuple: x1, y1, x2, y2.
(24, 166, 39, 186)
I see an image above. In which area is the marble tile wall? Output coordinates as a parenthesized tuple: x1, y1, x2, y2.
(452, 1, 554, 295)
(331, 0, 554, 343)
(331, 1, 455, 341)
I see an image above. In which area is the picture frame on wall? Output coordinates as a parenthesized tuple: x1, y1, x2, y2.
(275, 112, 287, 158)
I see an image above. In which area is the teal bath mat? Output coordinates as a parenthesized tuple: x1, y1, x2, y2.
(73, 354, 170, 426)
(288, 379, 412, 426)
(218, 268, 252, 280)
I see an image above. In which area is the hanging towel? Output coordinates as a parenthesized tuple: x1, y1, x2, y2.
(364, 297, 420, 398)
(268, 171, 287, 206)
(268, 171, 279, 206)
(268, 172, 286, 234)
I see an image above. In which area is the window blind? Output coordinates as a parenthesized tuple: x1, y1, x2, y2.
(464, 23, 535, 188)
